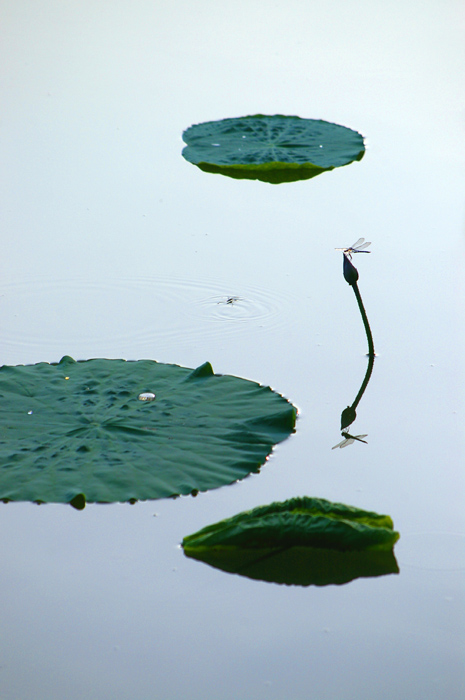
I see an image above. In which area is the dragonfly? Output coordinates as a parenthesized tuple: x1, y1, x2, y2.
(332, 432, 368, 449)
(335, 237, 371, 260)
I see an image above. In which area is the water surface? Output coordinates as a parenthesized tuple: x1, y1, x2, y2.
(1, 2, 464, 699)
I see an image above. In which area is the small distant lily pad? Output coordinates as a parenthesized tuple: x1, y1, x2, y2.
(0, 356, 296, 506)
(182, 115, 365, 183)
(183, 497, 400, 586)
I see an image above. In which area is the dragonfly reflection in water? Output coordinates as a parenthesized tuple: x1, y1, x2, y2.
(335, 238, 371, 260)
(332, 432, 368, 449)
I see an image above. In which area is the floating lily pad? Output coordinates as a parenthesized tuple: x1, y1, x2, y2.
(0, 357, 296, 506)
(183, 497, 400, 586)
(182, 115, 365, 183)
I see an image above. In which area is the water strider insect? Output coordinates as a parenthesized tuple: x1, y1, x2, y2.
(217, 296, 241, 305)
(335, 237, 371, 260)
(332, 432, 368, 449)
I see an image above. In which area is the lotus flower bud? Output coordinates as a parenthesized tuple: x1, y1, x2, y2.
(340, 406, 357, 430)
(343, 254, 359, 286)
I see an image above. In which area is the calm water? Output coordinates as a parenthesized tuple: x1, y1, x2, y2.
(1, 2, 464, 698)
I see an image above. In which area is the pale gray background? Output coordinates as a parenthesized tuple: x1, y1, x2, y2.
(0, 1, 464, 698)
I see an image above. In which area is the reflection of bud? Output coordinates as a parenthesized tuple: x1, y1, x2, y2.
(343, 254, 359, 286)
(341, 406, 357, 430)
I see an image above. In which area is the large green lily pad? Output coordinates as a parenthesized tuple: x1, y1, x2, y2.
(183, 497, 400, 586)
(0, 356, 296, 506)
(182, 115, 365, 183)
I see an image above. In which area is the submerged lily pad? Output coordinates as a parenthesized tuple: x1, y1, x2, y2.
(0, 356, 296, 506)
(182, 115, 365, 183)
(183, 497, 400, 586)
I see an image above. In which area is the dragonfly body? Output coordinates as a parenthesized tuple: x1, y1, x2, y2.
(335, 237, 371, 260)
(332, 432, 368, 449)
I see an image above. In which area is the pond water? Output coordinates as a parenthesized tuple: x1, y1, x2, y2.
(1, 2, 464, 698)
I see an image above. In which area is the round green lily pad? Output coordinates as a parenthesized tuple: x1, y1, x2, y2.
(183, 497, 400, 586)
(0, 356, 296, 506)
(182, 115, 365, 183)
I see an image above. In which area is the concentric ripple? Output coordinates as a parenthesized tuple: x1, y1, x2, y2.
(0, 274, 300, 361)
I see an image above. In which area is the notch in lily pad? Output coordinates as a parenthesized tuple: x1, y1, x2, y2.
(182, 115, 365, 184)
(0, 356, 296, 507)
(183, 497, 400, 586)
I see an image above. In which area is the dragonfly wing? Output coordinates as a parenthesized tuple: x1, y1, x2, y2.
(350, 237, 365, 249)
(332, 439, 346, 449)
(354, 241, 371, 251)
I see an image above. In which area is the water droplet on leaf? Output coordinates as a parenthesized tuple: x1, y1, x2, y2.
(138, 392, 156, 402)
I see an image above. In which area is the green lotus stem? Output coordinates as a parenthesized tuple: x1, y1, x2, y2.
(339, 254, 376, 430)
(352, 348, 375, 411)
(342, 254, 374, 356)
(352, 281, 375, 358)
(340, 350, 374, 430)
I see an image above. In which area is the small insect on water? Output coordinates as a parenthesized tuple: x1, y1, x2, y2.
(217, 296, 241, 305)
(332, 432, 368, 449)
(335, 237, 371, 260)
